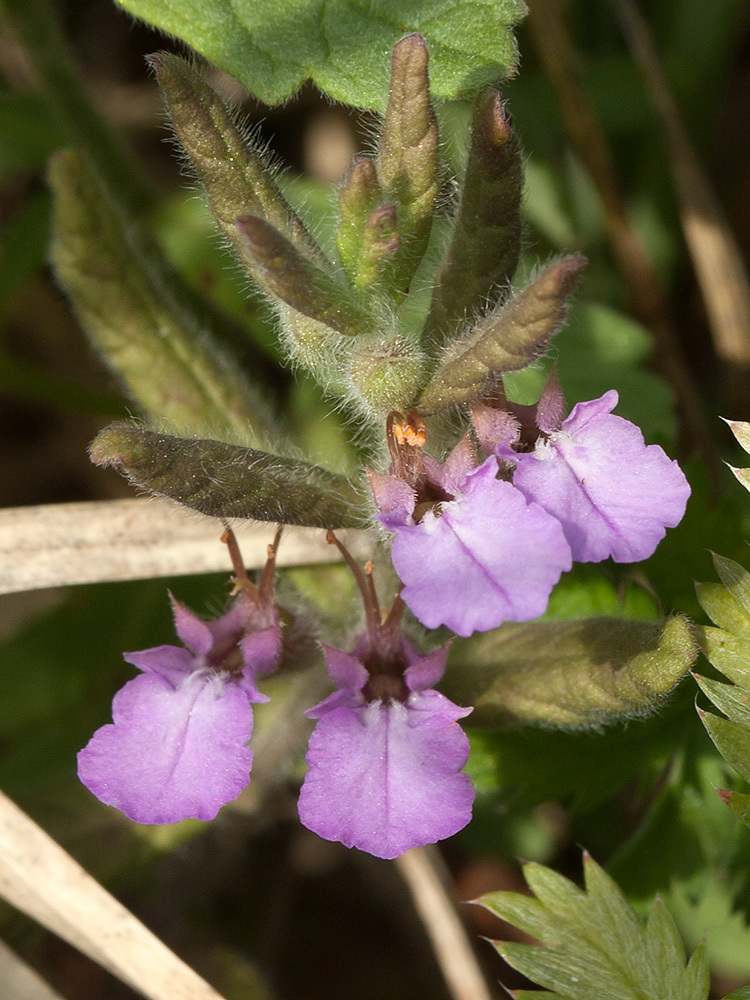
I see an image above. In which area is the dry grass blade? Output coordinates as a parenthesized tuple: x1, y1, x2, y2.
(527, 0, 718, 478)
(396, 846, 493, 1000)
(0, 937, 67, 1000)
(0, 499, 370, 595)
(0, 789, 227, 1000)
(612, 0, 750, 408)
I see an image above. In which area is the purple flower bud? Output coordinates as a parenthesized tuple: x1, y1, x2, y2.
(298, 638, 474, 859)
(78, 530, 284, 824)
(502, 389, 691, 562)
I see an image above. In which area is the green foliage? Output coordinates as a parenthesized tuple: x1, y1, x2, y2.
(115, 0, 526, 111)
(482, 853, 710, 1000)
(89, 422, 366, 528)
(48, 149, 273, 444)
(443, 615, 696, 728)
(425, 88, 522, 341)
(695, 554, 750, 821)
(418, 256, 585, 412)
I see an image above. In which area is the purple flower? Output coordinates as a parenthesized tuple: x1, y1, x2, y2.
(78, 533, 283, 824)
(498, 389, 691, 563)
(369, 413, 572, 637)
(298, 635, 474, 859)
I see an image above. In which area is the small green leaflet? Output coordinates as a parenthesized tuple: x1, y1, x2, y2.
(482, 853, 710, 1000)
(115, 0, 526, 111)
(724, 418, 750, 493)
(695, 553, 750, 825)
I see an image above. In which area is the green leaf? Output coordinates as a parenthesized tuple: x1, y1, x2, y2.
(48, 149, 273, 444)
(695, 554, 750, 791)
(443, 615, 696, 728)
(482, 854, 710, 1000)
(115, 0, 526, 112)
(90, 421, 366, 529)
(718, 788, 750, 828)
(722, 988, 750, 999)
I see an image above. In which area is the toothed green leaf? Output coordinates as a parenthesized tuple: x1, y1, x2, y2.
(695, 554, 750, 822)
(482, 854, 710, 1000)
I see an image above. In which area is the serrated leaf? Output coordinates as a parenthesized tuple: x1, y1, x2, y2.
(442, 616, 696, 728)
(713, 553, 750, 620)
(717, 788, 750, 829)
(89, 422, 365, 528)
(695, 555, 750, 795)
(696, 581, 750, 636)
(723, 418, 750, 456)
(482, 854, 710, 1000)
(698, 713, 750, 785)
(116, 0, 527, 112)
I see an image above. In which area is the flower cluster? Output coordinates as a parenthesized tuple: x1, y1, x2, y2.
(369, 376, 690, 637)
(78, 529, 474, 858)
(79, 380, 689, 857)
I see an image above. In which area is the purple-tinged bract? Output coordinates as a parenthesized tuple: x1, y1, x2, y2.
(78, 595, 280, 824)
(509, 390, 691, 562)
(298, 640, 474, 859)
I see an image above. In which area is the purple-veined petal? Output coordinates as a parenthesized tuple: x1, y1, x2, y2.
(385, 457, 572, 636)
(77, 670, 253, 824)
(512, 392, 691, 562)
(298, 690, 474, 859)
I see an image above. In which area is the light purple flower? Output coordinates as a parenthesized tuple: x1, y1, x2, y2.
(505, 390, 691, 562)
(369, 418, 572, 637)
(78, 596, 281, 824)
(298, 637, 474, 859)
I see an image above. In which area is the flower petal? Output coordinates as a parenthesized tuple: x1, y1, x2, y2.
(513, 393, 691, 562)
(122, 644, 196, 685)
(298, 690, 474, 859)
(170, 594, 214, 656)
(77, 670, 253, 824)
(386, 458, 572, 636)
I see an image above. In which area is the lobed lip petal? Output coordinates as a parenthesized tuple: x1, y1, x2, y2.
(298, 689, 474, 859)
(77, 670, 254, 824)
(386, 457, 572, 636)
(512, 393, 691, 563)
